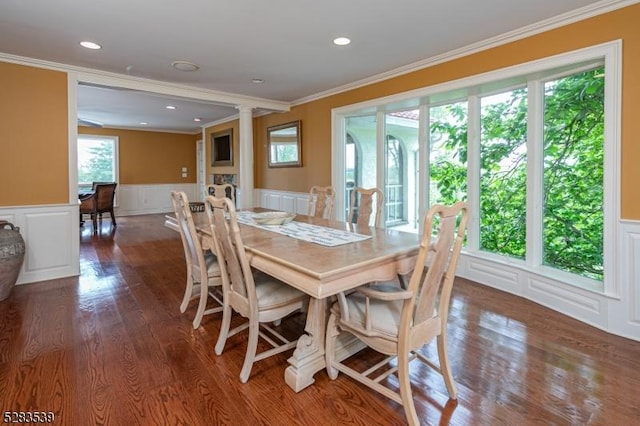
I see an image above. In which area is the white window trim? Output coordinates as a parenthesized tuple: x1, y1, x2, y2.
(332, 40, 621, 297)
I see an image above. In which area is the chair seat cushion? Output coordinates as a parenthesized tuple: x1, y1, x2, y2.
(205, 251, 221, 277)
(253, 271, 306, 309)
(338, 283, 405, 337)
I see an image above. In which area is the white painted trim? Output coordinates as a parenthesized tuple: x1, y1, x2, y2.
(68, 73, 79, 205)
(602, 41, 623, 298)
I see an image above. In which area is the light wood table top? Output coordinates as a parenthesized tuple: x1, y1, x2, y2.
(168, 208, 420, 298)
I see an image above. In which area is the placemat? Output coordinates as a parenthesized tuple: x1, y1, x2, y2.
(236, 211, 371, 247)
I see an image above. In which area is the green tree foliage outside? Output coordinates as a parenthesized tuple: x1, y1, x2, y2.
(480, 89, 528, 259)
(543, 68, 604, 280)
(78, 140, 115, 184)
(428, 67, 604, 281)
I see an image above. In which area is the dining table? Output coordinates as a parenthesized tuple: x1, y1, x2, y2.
(165, 208, 420, 392)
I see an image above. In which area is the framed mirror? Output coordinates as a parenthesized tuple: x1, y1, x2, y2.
(211, 129, 233, 167)
(268, 120, 301, 168)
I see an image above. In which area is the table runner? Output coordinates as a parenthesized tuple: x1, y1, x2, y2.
(236, 211, 371, 247)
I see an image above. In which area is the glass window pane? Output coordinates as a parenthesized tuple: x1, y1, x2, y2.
(385, 135, 405, 226)
(78, 136, 116, 190)
(385, 110, 418, 231)
(480, 89, 528, 259)
(429, 101, 468, 206)
(543, 67, 604, 280)
(345, 115, 377, 218)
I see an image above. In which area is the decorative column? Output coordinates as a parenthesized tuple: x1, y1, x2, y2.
(237, 105, 254, 209)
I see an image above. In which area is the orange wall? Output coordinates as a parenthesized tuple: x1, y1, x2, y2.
(78, 127, 198, 184)
(0, 62, 68, 206)
(251, 4, 640, 219)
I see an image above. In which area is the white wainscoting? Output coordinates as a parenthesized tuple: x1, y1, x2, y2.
(612, 220, 640, 340)
(116, 183, 198, 216)
(255, 188, 640, 341)
(258, 188, 310, 215)
(0, 183, 197, 287)
(0, 204, 79, 285)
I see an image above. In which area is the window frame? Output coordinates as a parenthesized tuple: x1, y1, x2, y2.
(77, 134, 120, 193)
(332, 41, 621, 296)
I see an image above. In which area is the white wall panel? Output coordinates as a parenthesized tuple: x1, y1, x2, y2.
(24, 211, 72, 270)
(0, 204, 79, 286)
(631, 233, 640, 322)
(116, 183, 197, 216)
(609, 221, 640, 340)
(257, 188, 309, 215)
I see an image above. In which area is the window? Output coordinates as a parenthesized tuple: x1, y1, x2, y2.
(542, 67, 604, 280)
(385, 135, 405, 226)
(429, 101, 468, 206)
(345, 133, 359, 217)
(77, 135, 118, 191)
(479, 89, 528, 259)
(333, 42, 619, 293)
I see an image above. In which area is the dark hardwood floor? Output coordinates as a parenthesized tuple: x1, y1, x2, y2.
(1, 214, 639, 425)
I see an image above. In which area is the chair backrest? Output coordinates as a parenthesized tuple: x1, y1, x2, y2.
(308, 186, 336, 219)
(93, 183, 117, 212)
(347, 187, 384, 227)
(204, 195, 255, 318)
(170, 191, 208, 281)
(407, 201, 468, 334)
(91, 181, 113, 191)
(206, 183, 236, 205)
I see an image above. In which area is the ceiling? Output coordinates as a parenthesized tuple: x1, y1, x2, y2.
(0, 0, 622, 133)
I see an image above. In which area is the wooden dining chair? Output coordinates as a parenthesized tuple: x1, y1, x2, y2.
(307, 186, 336, 219)
(170, 191, 223, 329)
(79, 182, 118, 233)
(206, 183, 236, 205)
(347, 187, 384, 227)
(325, 201, 468, 426)
(204, 195, 309, 383)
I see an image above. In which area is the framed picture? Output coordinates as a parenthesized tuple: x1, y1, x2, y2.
(211, 129, 233, 167)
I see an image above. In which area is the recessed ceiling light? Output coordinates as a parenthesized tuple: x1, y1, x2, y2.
(333, 37, 351, 46)
(80, 41, 102, 50)
(252, 78, 264, 84)
(193, 118, 202, 122)
(165, 105, 176, 110)
(140, 122, 148, 125)
(171, 61, 199, 72)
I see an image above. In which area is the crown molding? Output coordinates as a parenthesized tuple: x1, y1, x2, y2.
(292, 0, 638, 106)
(0, 52, 290, 113)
